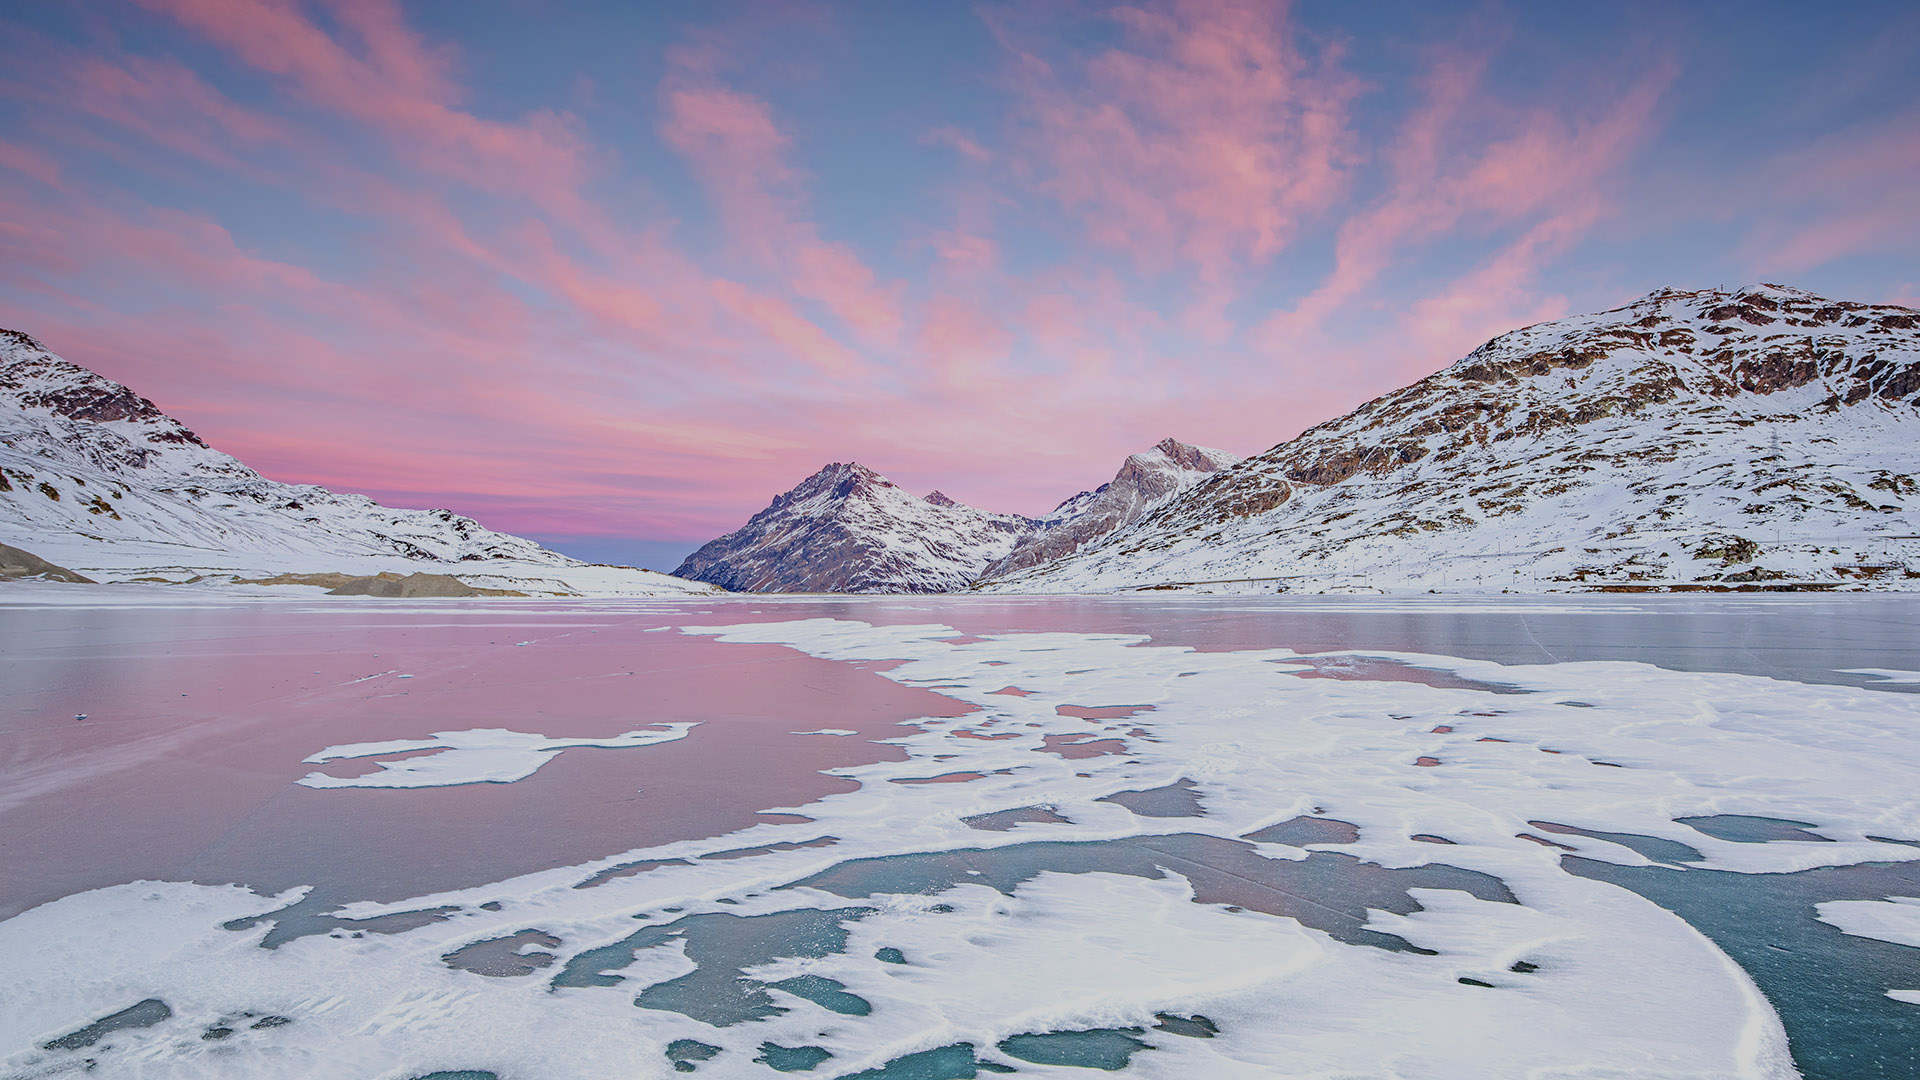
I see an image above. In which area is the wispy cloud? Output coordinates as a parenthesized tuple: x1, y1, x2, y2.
(994, 0, 1360, 286)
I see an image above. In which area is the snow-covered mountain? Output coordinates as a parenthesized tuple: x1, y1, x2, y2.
(0, 328, 715, 596)
(674, 463, 1038, 592)
(676, 438, 1238, 593)
(984, 284, 1920, 593)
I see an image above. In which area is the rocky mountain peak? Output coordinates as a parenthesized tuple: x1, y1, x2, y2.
(981, 437, 1241, 579)
(1148, 436, 1234, 473)
(760, 462, 891, 515)
(1, 328, 46, 352)
(1, 329, 211, 452)
(924, 490, 958, 508)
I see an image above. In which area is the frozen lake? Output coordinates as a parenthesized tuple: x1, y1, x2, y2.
(1, 592, 1917, 1079)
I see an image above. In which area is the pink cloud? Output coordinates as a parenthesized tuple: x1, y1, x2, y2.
(926, 229, 999, 278)
(710, 279, 864, 380)
(921, 125, 994, 163)
(1398, 206, 1594, 366)
(132, 0, 596, 219)
(1745, 107, 1920, 273)
(659, 85, 797, 255)
(1258, 50, 1674, 351)
(659, 66, 904, 344)
(0, 139, 63, 190)
(994, 0, 1361, 289)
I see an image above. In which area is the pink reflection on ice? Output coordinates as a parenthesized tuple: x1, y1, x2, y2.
(1036, 733, 1130, 759)
(0, 602, 972, 919)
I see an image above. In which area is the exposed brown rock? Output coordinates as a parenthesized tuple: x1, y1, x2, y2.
(0, 542, 94, 583)
(327, 572, 480, 597)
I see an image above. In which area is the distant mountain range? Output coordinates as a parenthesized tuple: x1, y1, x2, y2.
(674, 438, 1238, 592)
(0, 328, 713, 596)
(685, 284, 1920, 594)
(7, 283, 1916, 596)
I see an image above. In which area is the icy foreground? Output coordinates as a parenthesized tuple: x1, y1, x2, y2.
(986, 285, 1920, 593)
(0, 329, 714, 596)
(4, 605, 1918, 1079)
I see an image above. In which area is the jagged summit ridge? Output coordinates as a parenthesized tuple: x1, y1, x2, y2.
(982, 284, 1919, 593)
(984, 437, 1239, 577)
(2, 328, 198, 436)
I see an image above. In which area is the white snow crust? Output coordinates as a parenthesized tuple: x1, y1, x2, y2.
(297, 725, 697, 788)
(1816, 896, 1920, 948)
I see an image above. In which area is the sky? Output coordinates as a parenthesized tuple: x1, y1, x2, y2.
(1, 1, 1916, 571)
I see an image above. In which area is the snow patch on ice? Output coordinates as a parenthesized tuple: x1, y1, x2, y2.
(297, 724, 697, 788)
(1816, 896, 1920, 948)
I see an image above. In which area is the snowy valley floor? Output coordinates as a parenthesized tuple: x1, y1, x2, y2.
(0, 591, 1917, 1080)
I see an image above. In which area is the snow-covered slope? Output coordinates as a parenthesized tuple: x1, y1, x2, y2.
(676, 439, 1238, 593)
(983, 437, 1239, 578)
(0, 329, 717, 596)
(984, 285, 1920, 593)
(675, 463, 1039, 593)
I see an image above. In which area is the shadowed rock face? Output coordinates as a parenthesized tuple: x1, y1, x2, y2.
(983, 438, 1239, 577)
(675, 439, 1237, 594)
(1, 329, 213, 461)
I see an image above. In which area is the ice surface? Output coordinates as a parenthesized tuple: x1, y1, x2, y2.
(41, 998, 172, 1051)
(1241, 815, 1360, 847)
(440, 931, 562, 977)
(297, 724, 697, 788)
(9, 609, 1920, 1079)
(998, 1027, 1152, 1070)
(1679, 814, 1834, 845)
(1564, 856, 1920, 1078)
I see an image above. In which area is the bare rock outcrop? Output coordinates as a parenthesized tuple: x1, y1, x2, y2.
(0, 541, 94, 583)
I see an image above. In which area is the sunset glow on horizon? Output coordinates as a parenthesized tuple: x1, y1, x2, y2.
(2, 0, 1915, 567)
